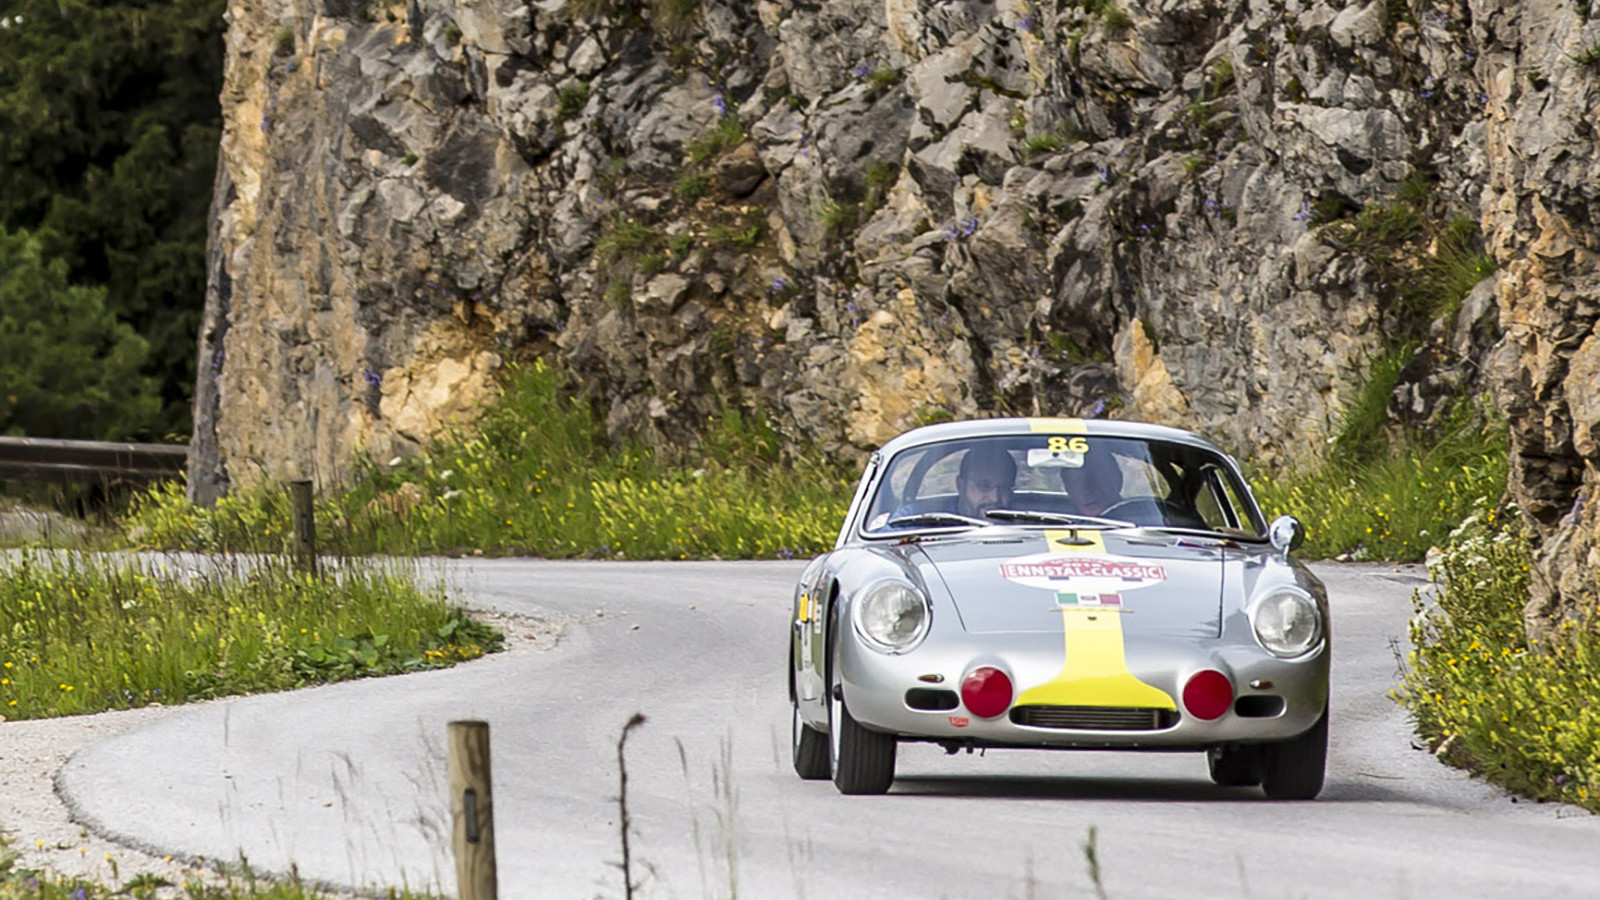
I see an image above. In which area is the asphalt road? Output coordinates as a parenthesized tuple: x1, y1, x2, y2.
(59, 561, 1600, 899)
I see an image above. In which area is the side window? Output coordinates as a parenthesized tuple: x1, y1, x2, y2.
(1193, 476, 1232, 530)
(1215, 471, 1263, 536)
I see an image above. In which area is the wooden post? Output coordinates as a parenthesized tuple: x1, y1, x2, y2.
(449, 720, 498, 900)
(288, 480, 317, 576)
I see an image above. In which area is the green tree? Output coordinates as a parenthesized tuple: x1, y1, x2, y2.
(0, 0, 226, 438)
(0, 225, 159, 439)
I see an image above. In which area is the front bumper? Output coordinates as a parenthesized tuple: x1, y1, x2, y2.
(838, 630, 1328, 749)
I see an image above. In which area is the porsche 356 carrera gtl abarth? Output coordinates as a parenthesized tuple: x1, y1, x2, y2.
(788, 418, 1329, 798)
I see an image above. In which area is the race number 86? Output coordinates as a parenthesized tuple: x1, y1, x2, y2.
(1048, 436, 1089, 454)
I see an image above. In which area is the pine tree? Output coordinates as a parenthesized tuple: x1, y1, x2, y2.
(0, 0, 226, 438)
(0, 225, 159, 440)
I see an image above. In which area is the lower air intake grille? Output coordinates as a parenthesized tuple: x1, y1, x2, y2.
(1010, 705, 1179, 731)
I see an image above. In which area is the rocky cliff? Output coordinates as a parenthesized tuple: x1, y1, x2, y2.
(188, 0, 1598, 633)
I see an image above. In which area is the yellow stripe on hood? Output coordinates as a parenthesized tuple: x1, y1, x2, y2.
(1014, 529, 1177, 710)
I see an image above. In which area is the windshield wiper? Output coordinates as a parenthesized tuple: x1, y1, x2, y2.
(885, 511, 991, 529)
(1139, 525, 1248, 544)
(984, 509, 1134, 528)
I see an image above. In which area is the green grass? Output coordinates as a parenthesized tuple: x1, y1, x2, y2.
(868, 68, 902, 92)
(1413, 218, 1497, 322)
(1329, 200, 1424, 251)
(1024, 133, 1062, 158)
(820, 198, 860, 242)
(1251, 392, 1507, 562)
(0, 552, 497, 720)
(685, 117, 746, 165)
(1088, 0, 1133, 35)
(557, 82, 591, 120)
(1204, 56, 1235, 99)
(1396, 512, 1600, 813)
(594, 215, 656, 264)
(123, 361, 853, 561)
(675, 171, 710, 201)
(1325, 343, 1414, 466)
(863, 161, 899, 200)
(705, 210, 765, 249)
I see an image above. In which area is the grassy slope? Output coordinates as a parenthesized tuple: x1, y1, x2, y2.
(124, 361, 855, 561)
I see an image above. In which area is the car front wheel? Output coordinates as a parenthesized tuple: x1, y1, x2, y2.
(1259, 704, 1328, 800)
(829, 644, 896, 795)
(792, 701, 830, 780)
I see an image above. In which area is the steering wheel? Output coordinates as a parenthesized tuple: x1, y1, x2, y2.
(1098, 497, 1200, 528)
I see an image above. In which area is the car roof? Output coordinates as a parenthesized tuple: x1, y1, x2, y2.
(873, 417, 1233, 459)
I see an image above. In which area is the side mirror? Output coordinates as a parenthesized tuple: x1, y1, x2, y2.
(1268, 515, 1305, 554)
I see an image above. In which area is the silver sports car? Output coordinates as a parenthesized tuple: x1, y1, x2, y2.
(789, 418, 1329, 797)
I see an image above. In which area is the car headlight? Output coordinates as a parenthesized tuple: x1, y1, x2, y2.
(1252, 589, 1322, 657)
(852, 580, 930, 653)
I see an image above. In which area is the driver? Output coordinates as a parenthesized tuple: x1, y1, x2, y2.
(955, 445, 1017, 519)
(1059, 448, 1123, 517)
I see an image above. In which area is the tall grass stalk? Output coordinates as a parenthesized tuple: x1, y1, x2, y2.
(125, 361, 854, 560)
(0, 551, 497, 720)
(0, 826, 436, 898)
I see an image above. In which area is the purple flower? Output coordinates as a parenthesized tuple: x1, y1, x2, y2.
(1556, 774, 1568, 785)
(777, 546, 795, 560)
(1089, 398, 1108, 417)
(1097, 166, 1110, 184)
(712, 92, 728, 117)
(364, 368, 382, 388)
(1017, 13, 1035, 32)
(853, 63, 870, 81)
(1294, 200, 1312, 222)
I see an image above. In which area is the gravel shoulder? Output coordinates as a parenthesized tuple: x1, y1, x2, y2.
(0, 607, 564, 888)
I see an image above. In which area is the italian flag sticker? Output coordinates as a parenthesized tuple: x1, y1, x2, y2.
(1057, 591, 1122, 607)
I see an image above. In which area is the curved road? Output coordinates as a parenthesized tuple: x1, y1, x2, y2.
(61, 561, 1600, 899)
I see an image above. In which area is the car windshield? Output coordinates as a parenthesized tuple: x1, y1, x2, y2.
(860, 433, 1267, 539)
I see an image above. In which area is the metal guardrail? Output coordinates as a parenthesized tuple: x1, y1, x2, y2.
(0, 436, 187, 484)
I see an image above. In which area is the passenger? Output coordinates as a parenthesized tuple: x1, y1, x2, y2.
(954, 445, 1017, 519)
(1059, 449, 1123, 517)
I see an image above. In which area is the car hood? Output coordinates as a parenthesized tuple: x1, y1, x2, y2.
(915, 530, 1228, 639)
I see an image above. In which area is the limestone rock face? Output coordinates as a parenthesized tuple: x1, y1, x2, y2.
(1471, 0, 1600, 641)
(190, 0, 1598, 631)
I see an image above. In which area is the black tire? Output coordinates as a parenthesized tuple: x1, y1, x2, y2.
(1206, 745, 1261, 787)
(828, 636, 896, 795)
(792, 701, 830, 780)
(1259, 705, 1328, 800)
